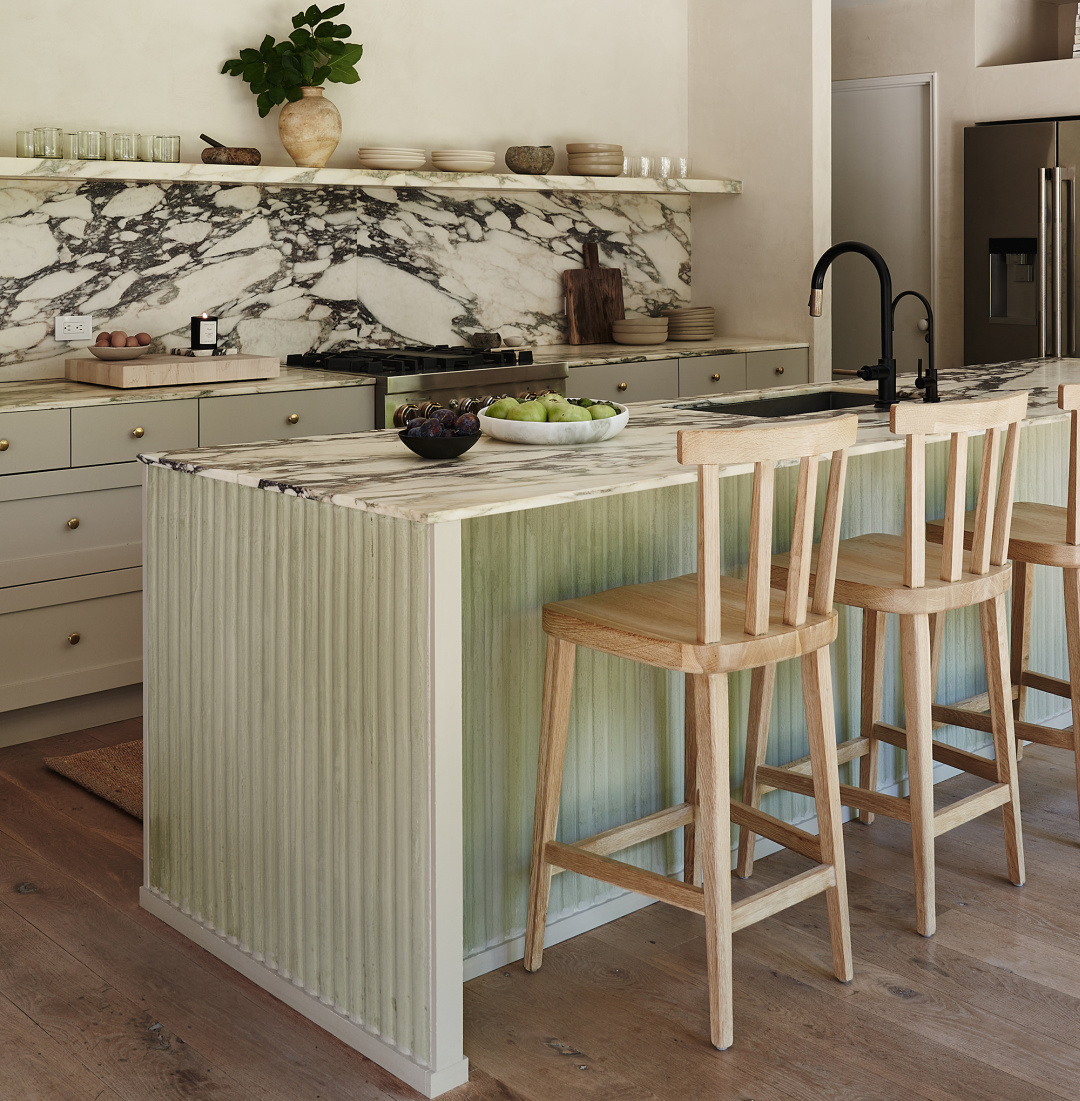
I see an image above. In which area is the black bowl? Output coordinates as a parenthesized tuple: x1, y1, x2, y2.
(466, 332, 501, 350)
(398, 429, 482, 459)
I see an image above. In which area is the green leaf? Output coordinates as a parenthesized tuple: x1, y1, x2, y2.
(312, 65, 331, 85)
(305, 5, 320, 24)
(242, 63, 263, 81)
(248, 77, 269, 93)
(330, 23, 351, 37)
(292, 10, 306, 28)
(313, 20, 334, 37)
(257, 91, 273, 117)
(323, 38, 345, 55)
(260, 33, 276, 55)
(338, 43, 363, 64)
(289, 28, 311, 47)
(328, 67, 360, 84)
(321, 3, 345, 17)
(281, 52, 301, 70)
(301, 54, 315, 81)
(221, 58, 242, 75)
(285, 84, 304, 102)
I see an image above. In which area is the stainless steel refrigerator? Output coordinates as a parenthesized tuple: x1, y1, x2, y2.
(965, 119, 1080, 364)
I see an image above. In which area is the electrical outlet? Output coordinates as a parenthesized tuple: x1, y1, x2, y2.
(55, 315, 93, 341)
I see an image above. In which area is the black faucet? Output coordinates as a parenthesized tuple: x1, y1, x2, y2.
(892, 289, 938, 403)
(809, 241, 897, 407)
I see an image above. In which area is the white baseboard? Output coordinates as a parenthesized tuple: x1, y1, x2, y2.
(0, 683, 142, 748)
(139, 888, 469, 1099)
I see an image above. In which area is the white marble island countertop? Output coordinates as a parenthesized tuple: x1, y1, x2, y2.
(141, 358, 1074, 525)
(531, 336, 808, 367)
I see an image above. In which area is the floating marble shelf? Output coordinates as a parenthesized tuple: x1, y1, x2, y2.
(0, 157, 741, 195)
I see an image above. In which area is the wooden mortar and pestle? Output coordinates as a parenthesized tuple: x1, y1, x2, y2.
(200, 134, 262, 166)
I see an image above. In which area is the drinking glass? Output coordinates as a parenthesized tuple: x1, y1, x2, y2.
(138, 134, 155, 161)
(15, 131, 32, 157)
(675, 156, 692, 179)
(111, 132, 138, 161)
(34, 127, 64, 158)
(77, 131, 107, 160)
(153, 135, 180, 162)
(656, 154, 673, 178)
(64, 133, 77, 159)
(631, 154, 653, 178)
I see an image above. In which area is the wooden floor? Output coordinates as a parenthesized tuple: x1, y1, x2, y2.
(3, 723, 1080, 1101)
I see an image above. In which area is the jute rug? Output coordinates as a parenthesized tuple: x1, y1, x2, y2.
(45, 739, 143, 820)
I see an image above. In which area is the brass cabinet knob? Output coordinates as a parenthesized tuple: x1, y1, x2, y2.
(616, 383, 628, 392)
(67, 632, 81, 645)
(0, 439, 8, 451)
(131, 426, 145, 438)
(775, 366, 784, 375)
(711, 373, 721, 382)
(286, 413, 300, 424)
(67, 517, 80, 530)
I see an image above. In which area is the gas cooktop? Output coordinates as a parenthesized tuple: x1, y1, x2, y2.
(286, 345, 535, 376)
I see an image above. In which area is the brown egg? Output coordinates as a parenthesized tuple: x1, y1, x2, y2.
(110, 330, 128, 348)
(95, 334, 111, 346)
(135, 332, 151, 346)
(126, 336, 140, 347)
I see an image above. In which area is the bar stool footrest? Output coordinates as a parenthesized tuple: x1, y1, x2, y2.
(933, 783, 1010, 836)
(877, 720, 1001, 784)
(729, 800, 823, 864)
(549, 803, 694, 877)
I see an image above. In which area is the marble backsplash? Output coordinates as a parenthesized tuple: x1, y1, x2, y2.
(0, 178, 691, 380)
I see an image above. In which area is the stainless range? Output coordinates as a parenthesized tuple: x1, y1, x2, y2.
(286, 346, 568, 428)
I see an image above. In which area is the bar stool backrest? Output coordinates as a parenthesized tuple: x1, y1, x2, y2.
(1060, 384, 1080, 545)
(677, 414, 859, 645)
(890, 392, 1028, 589)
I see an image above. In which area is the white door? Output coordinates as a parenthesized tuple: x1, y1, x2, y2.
(832, 75, 934, 381)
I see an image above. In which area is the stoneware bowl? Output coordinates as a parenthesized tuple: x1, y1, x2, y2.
(478, 404, 629, 445)
(201, 147, 262, 166)
(505, 145, 555, 174)
(88, 345, 151, 361)
(398, 429, 482, 460)
(466, 332, 501, 350)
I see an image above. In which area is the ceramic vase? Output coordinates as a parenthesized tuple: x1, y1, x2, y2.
(278, 86, 341, 168)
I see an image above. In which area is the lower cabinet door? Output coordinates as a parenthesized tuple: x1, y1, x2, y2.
(678, 354, 747, 397)
(565, 359, 679, 403)
(0, 587, 142, 712)
(199, 387, 374, 446)
(746, 348, 810, 389)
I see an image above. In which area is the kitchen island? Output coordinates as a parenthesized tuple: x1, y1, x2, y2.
(139, 358, 1077, 1097)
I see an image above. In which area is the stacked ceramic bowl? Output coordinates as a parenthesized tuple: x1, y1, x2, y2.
(566, 143, 623, 177)
(431, 149, 496, 172)
(662, 306, 715, 341)
(611, 314, 668, 345)
(357, 147, 426, 170)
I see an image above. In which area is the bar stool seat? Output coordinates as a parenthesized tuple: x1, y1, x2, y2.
(932, 501, 1080, 568)
(524, 414, 860, 1052)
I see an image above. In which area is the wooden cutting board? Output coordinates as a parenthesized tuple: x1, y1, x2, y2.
(563, 242, 625, 345)
(65, 352, 280, 389)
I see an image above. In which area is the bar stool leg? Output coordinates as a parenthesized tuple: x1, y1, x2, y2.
(802, 646, 854, 982)
(684, 674, 699, 885)
(1064, 569, 1080, 826)
(900, 612, 937, 937)
(525, 636, 577, 972)
(981, 592, 1026, 886)
(1012, 561, 1033, 759)
(858, 611, 887, 825)
(735, 662, 776, 879)
(692, 670, 734, 1050)
(928, 612, 946, 703)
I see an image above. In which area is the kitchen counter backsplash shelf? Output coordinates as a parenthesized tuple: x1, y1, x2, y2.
(0, 157, 741, 196)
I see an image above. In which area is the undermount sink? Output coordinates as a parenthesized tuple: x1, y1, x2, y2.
(682, 388, 877, 418)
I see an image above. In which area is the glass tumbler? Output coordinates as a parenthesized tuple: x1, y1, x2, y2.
(137, 134, 155, 161)
(153, 135, 180, 162)
(656, 154, 673, 178)
(111, 132, 139, 161)
(34, 127, 64, 158)
(77, 131, 107, 160)
(675, 156, 692, 179)
(15, 131, 32, 157)
(631, 154, 653, 178)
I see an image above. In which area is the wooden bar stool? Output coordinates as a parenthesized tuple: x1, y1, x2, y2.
(524, 414, 859, 1051)
(740, 393, 1028, 937)
(926, 384, 1080, 823)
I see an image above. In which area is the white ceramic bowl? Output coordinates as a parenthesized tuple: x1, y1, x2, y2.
(566, 143, 622, 153)
(432, 161, 496, 173)
(358, 146, 425, 154)
(611, 333, 668, 345)
(88, 344, 150, 360)
(479, 403, 629, 445)
(431, 149, 496, 157)
(358, 156, 426, 169)
(567, 165, 623, 177)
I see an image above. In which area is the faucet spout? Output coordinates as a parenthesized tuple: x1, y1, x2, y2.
(809, 241, 897, 407)
(893, 289, 938, 403)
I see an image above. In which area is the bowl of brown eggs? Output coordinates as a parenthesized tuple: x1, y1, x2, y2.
(89, 330, 152, 360)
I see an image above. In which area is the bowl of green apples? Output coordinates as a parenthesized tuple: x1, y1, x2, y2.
(478, 394, 629, 444)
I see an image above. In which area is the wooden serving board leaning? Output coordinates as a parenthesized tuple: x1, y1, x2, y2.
(563, 242, 625, 345)
(65, 353, 281, 389)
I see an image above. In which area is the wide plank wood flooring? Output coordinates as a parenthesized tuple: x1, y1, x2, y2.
(2, 719, 1080, 1100)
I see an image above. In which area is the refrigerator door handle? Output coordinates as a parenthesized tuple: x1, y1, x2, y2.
(1059, 167, 1076, 357)
(1040, 167, 1051, 356)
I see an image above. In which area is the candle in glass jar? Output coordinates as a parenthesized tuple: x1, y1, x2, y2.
(190, 313, 219, 353)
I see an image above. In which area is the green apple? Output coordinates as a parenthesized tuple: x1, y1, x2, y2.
(538, 392, 567, 409)
(485, 397, 519, 419)
(548, 403, 593, 423)
(589, 403, 619, 419)
(507, 400, 549, 422)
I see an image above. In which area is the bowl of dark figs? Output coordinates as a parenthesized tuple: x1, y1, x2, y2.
(399, 408, 483, 459)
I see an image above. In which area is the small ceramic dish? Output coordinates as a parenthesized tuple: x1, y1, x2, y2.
(611, 333, 668, 345)
(88, 345, 151, 361)
(398, 429, 482, 459)
(566, 143, 623, 153)
(478, 404, 629, 445)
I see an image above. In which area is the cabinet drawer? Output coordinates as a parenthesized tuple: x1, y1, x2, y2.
(746, 348, 810, 390)
(0, 408, 70, 475)
(565, 359, 679, 403)
(0, 485, 142, 588)
(71, 400, 198, 466)
(678, 354, 747, 397)
(199, 387, 373, 446)
(0, 588, 142, 711)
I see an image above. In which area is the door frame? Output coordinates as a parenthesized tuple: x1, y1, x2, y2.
(832, 72, 938, 310)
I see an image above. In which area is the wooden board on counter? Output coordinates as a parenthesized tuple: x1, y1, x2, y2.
(65, 353, 280, 389)
(563, 243, 624, 345)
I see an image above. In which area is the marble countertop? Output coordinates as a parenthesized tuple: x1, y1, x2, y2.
(140, 358, 1073, 525)
(0, 366, 375, 412)
(532, 337, 807, 367)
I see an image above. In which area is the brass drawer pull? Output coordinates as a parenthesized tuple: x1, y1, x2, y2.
(67, 517, 80, 530)
(0, 439, 8, 451)
(131, 426, 145, 438)
(775, 366, 784, 375)
(616, 383, 628, 392)
(67, 632, 81, 645)
(711, 373, 721, 382)
(287, 413, 300, 424)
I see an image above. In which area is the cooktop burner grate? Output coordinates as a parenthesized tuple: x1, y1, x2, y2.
(286, 345, 534, 375)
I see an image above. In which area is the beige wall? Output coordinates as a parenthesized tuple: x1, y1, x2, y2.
(835, 0, 1080, 368)
(0, 0, 689, 173)
(689, 0, 833, 379)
